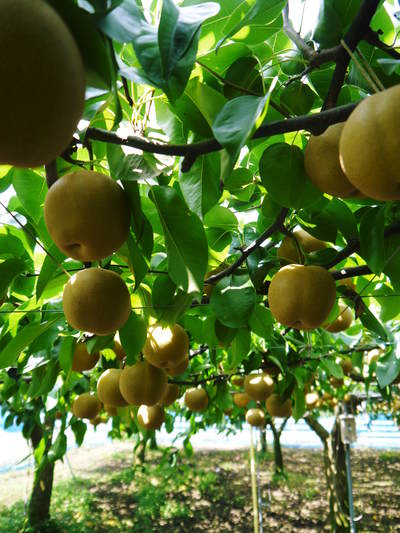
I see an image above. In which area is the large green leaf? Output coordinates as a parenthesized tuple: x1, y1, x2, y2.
(210, 275, 256, 328)
(217, 0, 285, 49)
(0, 258, 27, 299)
(0, 319, 59, 368)
(359, 206, 386, 274)
(259, 143, 323, 208)
(12, 169, 47, 224)
(179, 152, 221, 219)
(151, 186, 208, 293)
(212, 90, 274, 177)
(99, 0, 219, 100)
(36, 245, 66, 301)
(119, 312, 147, 359)
(377, 347, 400, 388)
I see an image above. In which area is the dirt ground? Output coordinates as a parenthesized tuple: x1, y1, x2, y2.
(0, 444, 400, 532)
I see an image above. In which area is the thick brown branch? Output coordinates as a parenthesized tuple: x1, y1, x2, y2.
(205, 208, 289, 286)
(304, 414, 329, 442)
(85, 102, 357, 159)
(45, 161, 58, 189)
(322, 0, 381, 110)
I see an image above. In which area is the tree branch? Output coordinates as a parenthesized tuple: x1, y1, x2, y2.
(322, 0, 381, 110)
(189, 345, 208, 360)
(84, 102, 357, 160)
(304, 414, 329, 442)
(364, 29, 400, 60)
(45, 161, 58, 189)
(205, 208, 289, 286)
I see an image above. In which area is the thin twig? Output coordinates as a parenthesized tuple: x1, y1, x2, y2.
(204, 208, 289, 286)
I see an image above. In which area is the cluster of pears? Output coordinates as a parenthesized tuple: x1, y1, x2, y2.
(71, 323, 209, 431)
(0, 1, 86, 167)
(231, 371, 292, 427)
(44, 168, 132, 336)
(270, 229, 354, 332)
(304, 85, 400, 201)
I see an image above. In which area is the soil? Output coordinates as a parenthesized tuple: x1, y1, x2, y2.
(0, 444, 400, 532)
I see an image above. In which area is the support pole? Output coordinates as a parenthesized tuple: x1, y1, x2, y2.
(345, 443, 356, 533)
(249, 426, 259, 533)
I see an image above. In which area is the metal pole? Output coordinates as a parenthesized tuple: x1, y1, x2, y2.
(345, 443, 356, 533)
(256, 430, 263, 533)
(249, 426, 259, 533)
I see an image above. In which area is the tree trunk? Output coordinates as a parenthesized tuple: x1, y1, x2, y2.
(260, 428, 267, 453)
(149, 431, 158, 450)
(135, 433, 149, 466)
(269, 420, 284, 474)
(28, 420, 55, 528)
(305, 415, 350, 532)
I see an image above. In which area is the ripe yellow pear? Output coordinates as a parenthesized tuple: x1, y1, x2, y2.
(137, 405, 165, 430)
(304, 123, 361, 198)
(159, 384, 181, 406)
(72, 392, 101, 420)
(44, 170, 131, 262)
(119, 360, 167, 406)
(0, 0, 85, 167)
(166, 356, 189, 377)
(90, 415, 107, 427)
(71, 342, 99, 372)
(233, 392, 251, 408)
(244, 373, 274, 401)
(246, 408, 266, 427)
(340, 358, 353, 376)
(266, 394, 292, 418)
(339, 85, 400, 200)
(97, 369, 128, 407)
(143, 324, 189, 369)
(268, 264, 336, 330)
(184, 388, 208, 412)
(324, 303, 353, 333)
(63, 268, 131, 335)
(277, 229, 327, 264)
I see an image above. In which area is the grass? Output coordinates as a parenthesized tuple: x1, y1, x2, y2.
(0, 447, 400, 532)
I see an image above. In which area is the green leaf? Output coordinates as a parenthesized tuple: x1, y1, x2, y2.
(86, 335, 114, 353)
(320, 359, 344, 379)
(36, 245, 66, 301)
(324, 198, 358, 242)
(217, 0, 285, 49)
(259, 143, 323, 208)
(229, 328, 251, 368)
(49, 432, 67, 462)
(0, 258, 27, 299)
(59, 337, 76, 374)
(360, 306, 387, 341)
(71, 419, 87, 447)
(121, 177, 153, 288)
(359, 206, 385, 274)
(0, 319, 59, 368)
(223, 56, 264, 99)
(280, 82, 315, 115)
(212, 90, 275, 177)
(248, 305, 274, 339)
(376, 347, 400, 387)
(99, 0, 219, 100)
(119, 312, 147, 358)
(211, 275, 256, 328)
(35, 361, 59, 398)
(292, 387, 306, 420)
(151, 186, 208, 293)
(179, 153, 221, 219)
(383, 233, 400, 289)
(204, 205, 238, 232)
(12, 169, 47, 224)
